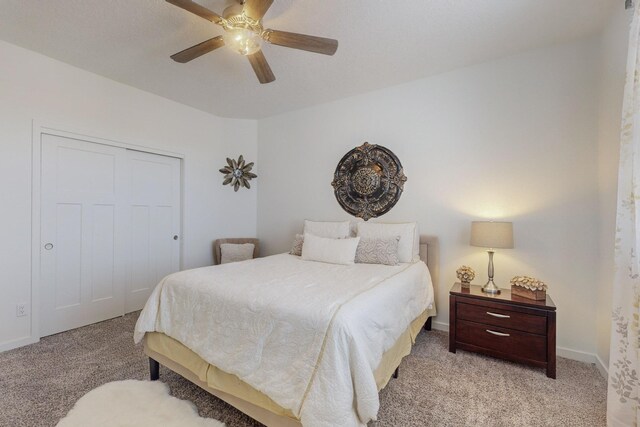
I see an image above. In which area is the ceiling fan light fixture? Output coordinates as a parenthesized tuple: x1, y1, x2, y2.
(166, 0, 338, 84)
(223, 28, 261, 56)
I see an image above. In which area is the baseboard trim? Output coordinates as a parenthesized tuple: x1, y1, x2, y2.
(0, 335, 38, 353)
(432, 321, 449, 332)
(556, 346, 596, 364)
(595, 354, 609, 379)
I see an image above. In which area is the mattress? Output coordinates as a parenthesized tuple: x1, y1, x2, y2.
(143, 309, 432, 424)
(135, 253, 434, 426)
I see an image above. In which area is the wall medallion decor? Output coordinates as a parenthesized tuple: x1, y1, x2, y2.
(219, 155, 257, 191)
(331, 142, 407, 220)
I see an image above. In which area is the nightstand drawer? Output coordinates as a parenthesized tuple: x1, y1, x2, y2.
(457, 302, 546, 335)
(456, 320, 547, 362)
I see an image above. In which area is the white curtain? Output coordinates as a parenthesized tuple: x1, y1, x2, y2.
(608, 3, 640, 426)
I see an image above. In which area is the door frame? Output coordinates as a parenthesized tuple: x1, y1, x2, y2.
(30, 120, 185, 346)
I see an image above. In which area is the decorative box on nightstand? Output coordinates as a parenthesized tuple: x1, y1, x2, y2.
(449, 283, 557, 378)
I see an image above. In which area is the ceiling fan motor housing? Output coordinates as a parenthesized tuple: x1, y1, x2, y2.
(222, 3, 245, 20)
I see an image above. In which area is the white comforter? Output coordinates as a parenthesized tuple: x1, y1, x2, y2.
(134, 254, 433, 427)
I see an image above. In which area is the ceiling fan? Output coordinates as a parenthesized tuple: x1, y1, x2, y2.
(166, 0, 339, 84)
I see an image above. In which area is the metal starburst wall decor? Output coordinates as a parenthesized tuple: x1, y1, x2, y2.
(219, 155, 257, 191)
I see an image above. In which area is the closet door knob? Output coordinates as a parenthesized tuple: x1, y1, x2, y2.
(44, 243, 54, 250)
(173, 235, 179, 241)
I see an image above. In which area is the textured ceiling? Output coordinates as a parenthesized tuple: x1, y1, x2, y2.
(0, 0, 613, 119)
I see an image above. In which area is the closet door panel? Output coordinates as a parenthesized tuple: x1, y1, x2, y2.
(152, 206, 175, 283)
(54, 203, 83, 309)
(40, 134, 127, 336)
(91, 204, 116, 302)
(40, 135, 182, 334)
(126, 150, 181, 313)
(130, 205, 152, 294)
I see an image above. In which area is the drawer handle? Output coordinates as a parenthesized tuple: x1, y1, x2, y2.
(486, 311, 510, 319)
(486, 329, 510, 337)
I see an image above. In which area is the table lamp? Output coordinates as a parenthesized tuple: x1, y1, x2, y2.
(470, 221, 514, 294)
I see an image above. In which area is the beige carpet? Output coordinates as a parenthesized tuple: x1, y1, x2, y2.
(0, 313, 606, 427)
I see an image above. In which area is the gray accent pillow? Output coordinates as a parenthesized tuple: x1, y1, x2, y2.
(355, 236, 400, 266)
(290, 234, 304, 256)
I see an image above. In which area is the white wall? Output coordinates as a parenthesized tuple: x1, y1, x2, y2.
(0, 40, 258, 351)
(1, 21, 625, 363)
(257, 38, 603, 357)
(595, 6, 630, 372)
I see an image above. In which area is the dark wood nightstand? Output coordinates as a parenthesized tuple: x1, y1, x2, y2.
(449, 283, 556, 378)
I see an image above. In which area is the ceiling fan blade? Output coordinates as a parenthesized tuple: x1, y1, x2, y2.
(166, 0, 223, 24)
(171, 36, 225, 63)
(243, 0, 274, 21)
(247, 50, 275, 84)
(263, 30, 338, 56)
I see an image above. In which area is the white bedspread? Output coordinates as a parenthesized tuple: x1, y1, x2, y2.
(134, 254, 433, 427)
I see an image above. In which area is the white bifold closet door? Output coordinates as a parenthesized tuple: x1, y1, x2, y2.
(40, 134, 181, 337)
(126, 150, 181, 313)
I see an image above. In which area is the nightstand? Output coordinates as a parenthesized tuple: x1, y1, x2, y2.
(449, 283, 556, 378)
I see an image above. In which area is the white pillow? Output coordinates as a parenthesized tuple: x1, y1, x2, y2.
(303, 220, 350, 239)
(301, 233, 360, 265)
(220, 243, 255, 264)
(349, 219, 364, 237)
(356, 222, 419, 263)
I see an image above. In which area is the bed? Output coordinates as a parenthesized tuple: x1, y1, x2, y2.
(134, 241, 435, 427)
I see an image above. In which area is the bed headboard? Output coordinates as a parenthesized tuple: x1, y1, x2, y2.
(418, 236, 437, 312)
(419, 241, 428, 264)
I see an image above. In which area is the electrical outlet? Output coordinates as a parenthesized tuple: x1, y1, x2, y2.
(16, 304, 28, 317)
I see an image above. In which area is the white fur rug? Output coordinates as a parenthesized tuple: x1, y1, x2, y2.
(57, 380, 225, 427)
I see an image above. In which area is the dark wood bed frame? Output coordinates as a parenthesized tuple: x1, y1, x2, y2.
(149, 316, 432, 382)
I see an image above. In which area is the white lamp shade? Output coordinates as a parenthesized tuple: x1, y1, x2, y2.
(470, 221, 514, 249)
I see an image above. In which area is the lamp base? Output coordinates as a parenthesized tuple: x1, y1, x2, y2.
(482, 279, 501, 295)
